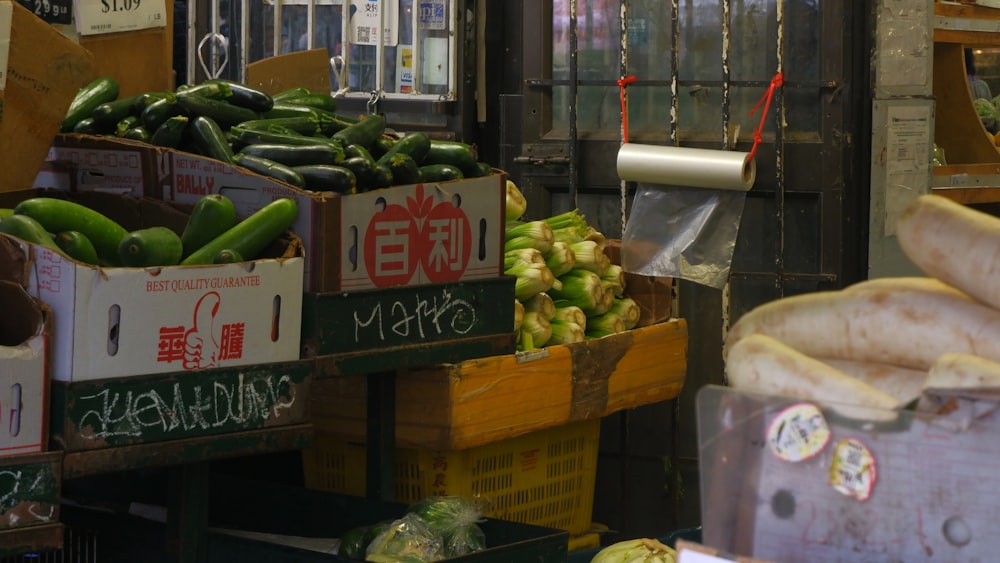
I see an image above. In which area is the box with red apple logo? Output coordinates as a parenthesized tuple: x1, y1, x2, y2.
(0, 190, 305, 383)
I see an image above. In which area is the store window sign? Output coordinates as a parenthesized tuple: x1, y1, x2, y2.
(75, 0, 167, 36)
(396, 45, 413, 93)
(350, 0, 399, 47)
(418, 0, 446, 30)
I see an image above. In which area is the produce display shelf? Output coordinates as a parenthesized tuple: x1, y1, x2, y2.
(0, 451, 63, 557)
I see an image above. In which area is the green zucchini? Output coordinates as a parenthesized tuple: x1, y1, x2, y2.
(238, 143, 340, 166)
(370, 136, 395, 160)
(0, 214, 63, 255)
(13, 198, 128, 265)
(180, 194, 237, 258)
(278, 92, 337, 113)
(54, 231, 100, 265)
(176, 93, 260, 127)
(264, 104, 335, 121)
(62, 77, 120, 132)
(272, 87, 311, 101)
(0, 209, 13, 221)
(190, 116, 235, 164)
(72, 117, 107, 135)
(384, 153, 421, 185)
(344, 144, 376, 164)
(292, 164, 357, 194)
(141, 94, 184, 132)
(376, 132, 431, 166)
(232, 153, 307, 188)
(122, 126, 151, 143)
(332, 113, 386, 149)
(230, 126, 345, 161)
(90, 94, 144, 128)
(115, 115, 141, 137)
(181, 198, 299, 266)
(212, 249, 244, 264)
(423, 140, 479, 171)
(204, 79, 275, 112)
(371, 164, 394, 190)
(472, 162, 494, 177)
(150, 115, 189, 148)
(118, 227, 184, 267)
(235, 116, 322, 136)
(419, 163, 465, 183)
(340, 157, 378, 190)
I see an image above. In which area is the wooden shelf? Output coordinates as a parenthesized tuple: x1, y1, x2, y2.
(0, 523, 64, 557)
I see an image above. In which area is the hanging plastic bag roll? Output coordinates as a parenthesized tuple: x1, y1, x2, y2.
(616, 144, 756, 192)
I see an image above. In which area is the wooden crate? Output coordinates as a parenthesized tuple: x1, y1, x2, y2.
(309, 318, 688, 450)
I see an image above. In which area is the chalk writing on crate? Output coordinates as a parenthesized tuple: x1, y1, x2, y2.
(75, 373, 298, 440)
(0, 465, 56, 523)
(353, 288, 477, 343)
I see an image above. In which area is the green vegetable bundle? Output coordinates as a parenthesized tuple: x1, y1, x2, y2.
(589, 538, 677, 563)
(504, 180, 640, 351)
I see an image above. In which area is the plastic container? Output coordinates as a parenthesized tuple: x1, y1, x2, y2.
(303, 419, 600, 535)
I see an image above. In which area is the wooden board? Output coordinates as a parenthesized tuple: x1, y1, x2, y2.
(0, 452, 61, 531)
(51, 360, 313, 452)
(932, 42, 1000, 165)
(0, 523, 63, 557)
(310, 319, 688, 450)
(246, 49, 333, 96)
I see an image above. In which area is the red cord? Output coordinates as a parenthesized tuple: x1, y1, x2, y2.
(618, 75, 637, 143)
(748, 73, 784, 161)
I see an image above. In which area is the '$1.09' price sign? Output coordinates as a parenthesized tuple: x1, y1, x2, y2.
(75, 0, 166, 36)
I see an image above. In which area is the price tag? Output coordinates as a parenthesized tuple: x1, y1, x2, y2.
(0, 1, 11, 92)
(15, 0, 72, 24)
(75, 0, 166, 36)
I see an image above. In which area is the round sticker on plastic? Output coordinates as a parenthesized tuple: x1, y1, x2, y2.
(766, 403, 831, 462)
(829, 437, 878, 502)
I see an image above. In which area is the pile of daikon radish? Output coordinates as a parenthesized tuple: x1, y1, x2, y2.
(725, 194, 1000, 421)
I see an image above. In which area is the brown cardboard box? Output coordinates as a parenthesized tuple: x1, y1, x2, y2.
(604, 239, 675, 328)
(246, 48, 333, 96)
(0, 1, 96, 192)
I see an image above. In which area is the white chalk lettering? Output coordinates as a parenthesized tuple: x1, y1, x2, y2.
(353, 289, 477, 344)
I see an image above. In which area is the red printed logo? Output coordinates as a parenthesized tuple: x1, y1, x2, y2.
(156, 292, 245, 369)
(363, 184, 472, 288)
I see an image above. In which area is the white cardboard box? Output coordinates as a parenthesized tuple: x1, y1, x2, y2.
(0, 192, 304, 382)
(0, 281, 48, 456)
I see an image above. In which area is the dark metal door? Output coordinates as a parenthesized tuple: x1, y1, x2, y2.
(482, 0, 871, 536)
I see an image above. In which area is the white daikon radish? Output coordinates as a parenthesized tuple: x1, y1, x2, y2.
(725, 281, 1000, 371)
(726, 334, 900, 421)
(897, 194, 1000, 311)
(926, 353, 1000, 395)
(822, 358, 927, 404)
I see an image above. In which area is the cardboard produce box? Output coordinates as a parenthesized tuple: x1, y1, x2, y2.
(35, 134, 506, 293)
(0, 277, 49, 457)
(0, 1, 97, 192)
(0, 190, 304, 382)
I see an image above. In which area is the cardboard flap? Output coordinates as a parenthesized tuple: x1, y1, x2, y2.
(0, 279, 42, 346)
(246, 48, 332, 95)
(0, 234, 29, 287)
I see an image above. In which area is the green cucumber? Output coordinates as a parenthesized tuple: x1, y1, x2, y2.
(72, 117, 107, 135)
(62, 77, 120, 132)
(0, 215, 63, 255)
(13, 198, 128, 265)
(272, 87, 311, 101)
(293, 164, 357, 194)
(332, 113, 385, 148)
(122, 126, 151, 143)
(278, 92, 337, 113)
(190, 116, 235, 164)
(232, 153, 307, 188)
(90, 94, 144, 128)
(264, 104, 335, 121)
(376, 132, 431, 166)
(423, 140, 478, 171)
(115, 115, 141, 137)
(238, 143, 340, 166)
(180, 194, 237, 258)
(176, 93, 260, 127)
(371, 164, 394, 190)
(118, 227, 184, 267)
(55, 231, 100, 265)
(340, 156, 378, 190)
(371, 136, 395, 160)
(141, 94, 184, 131)
(204, 79, 275, 112)
(419, 163, 465, 182)
(181, 198, 299, 265)
(150, 115, 189, 148)
(472, 162, 494, 177)
(230, 126, 345, 161)
(384, 154, 421, 185)
(234, 116, 322, 136)
(344, 144, 376, 164)
(212, 249, 244, 264)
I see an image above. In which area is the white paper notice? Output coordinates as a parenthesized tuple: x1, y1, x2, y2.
(678, 550, 735, 563)
(0, 1, 11, 91)
(884, 104, 931, 236)
(350, 0, 399, 47)
(75, 0, 167, 36)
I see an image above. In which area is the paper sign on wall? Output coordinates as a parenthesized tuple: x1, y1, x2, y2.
(75, 0, 167, 36)
(350, 0, 398, 46)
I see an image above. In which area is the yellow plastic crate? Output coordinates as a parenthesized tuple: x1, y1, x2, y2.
(303, 419, 600, 535)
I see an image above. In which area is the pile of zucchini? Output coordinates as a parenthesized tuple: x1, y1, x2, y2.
(0, 194, 297, 268)
(61, 77, 492, 195)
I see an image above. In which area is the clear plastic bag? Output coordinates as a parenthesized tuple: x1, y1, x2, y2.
(365, 512, 445, 562)
(406, 496, 487, 558)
